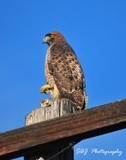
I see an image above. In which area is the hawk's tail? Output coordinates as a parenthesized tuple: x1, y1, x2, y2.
(72, 90, 88, 110)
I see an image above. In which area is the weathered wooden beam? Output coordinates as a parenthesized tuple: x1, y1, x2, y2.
(0, 99, 126, 159)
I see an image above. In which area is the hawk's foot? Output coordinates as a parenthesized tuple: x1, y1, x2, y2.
(40, 84, 53, 94)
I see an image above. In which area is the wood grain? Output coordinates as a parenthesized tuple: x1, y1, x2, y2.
(0, 99, 126, 159)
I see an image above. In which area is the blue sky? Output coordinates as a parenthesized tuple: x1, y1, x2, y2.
(0, 0, 126, 159)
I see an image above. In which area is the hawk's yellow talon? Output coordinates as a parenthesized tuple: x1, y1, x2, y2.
(40, 84, 53, 94)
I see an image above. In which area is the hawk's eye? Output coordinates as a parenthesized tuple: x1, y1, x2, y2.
(45, 33, 52, 37)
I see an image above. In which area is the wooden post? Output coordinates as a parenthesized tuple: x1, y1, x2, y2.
(24, 98, 77, 160)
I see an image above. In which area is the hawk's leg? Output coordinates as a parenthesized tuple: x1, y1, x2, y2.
(40, 84, 54, 94)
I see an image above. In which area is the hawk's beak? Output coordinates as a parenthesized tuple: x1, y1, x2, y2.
(42, 36, 49, 44)
(42, 37, 46, 44)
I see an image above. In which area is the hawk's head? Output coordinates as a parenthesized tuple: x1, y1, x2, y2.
(43, 31, 66, 46)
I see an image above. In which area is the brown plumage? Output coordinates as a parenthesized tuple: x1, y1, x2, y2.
(41, 31, 87, 110)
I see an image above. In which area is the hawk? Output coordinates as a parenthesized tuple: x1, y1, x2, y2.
(40, 31, 87, 110)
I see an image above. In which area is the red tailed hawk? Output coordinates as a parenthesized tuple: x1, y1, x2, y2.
(40, 32, 87, 110)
